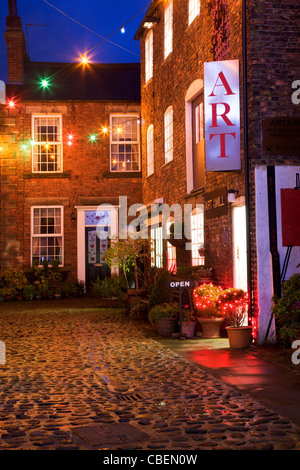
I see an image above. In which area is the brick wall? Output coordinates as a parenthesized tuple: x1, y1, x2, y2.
(0, 100, 142, 279)
(139, 0, 245, 287)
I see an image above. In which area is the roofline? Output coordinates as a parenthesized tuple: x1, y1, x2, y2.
(134, 0, 162, 41)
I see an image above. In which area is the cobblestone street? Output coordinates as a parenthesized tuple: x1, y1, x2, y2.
(0, 299, 300, 451)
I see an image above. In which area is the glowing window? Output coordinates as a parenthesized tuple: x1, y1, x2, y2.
(147, 124, 154, 176)
(164, 0, 173, 59)
(188, 0, 200, 26)
(151, 226, 163, 268)
(191, 206, 205, 266)
(145, 29, 153, 83)
(31, 206, 63, 266)
(110, 115, 140, 172)
(32, 115, 62, 173)
(164, 106, 173, 164)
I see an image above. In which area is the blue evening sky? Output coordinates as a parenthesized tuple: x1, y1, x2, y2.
(0, 0, 150, 82)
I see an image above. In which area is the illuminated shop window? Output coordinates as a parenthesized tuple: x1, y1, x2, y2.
(191, 206, 205, 266)
(166, 220, 177, 273)
(32, 115, 62, 173)
(110, 115, 140, 172)
(31, 206, 63, 266)
(151, 226, 163, 268)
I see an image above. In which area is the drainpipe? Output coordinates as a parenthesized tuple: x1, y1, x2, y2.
(242, 0, 253, 325)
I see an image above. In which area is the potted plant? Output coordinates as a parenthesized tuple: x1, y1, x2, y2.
(23, 284, 36, 301)
(148, 302, 178, 337)
(105, 236, 150, 293)
(3, 287, 17, 302)
(54, 286, 62, 300)
(193, 283, 224, 338)
(181, 306, 197, 338)
(218, 288, 252, 348)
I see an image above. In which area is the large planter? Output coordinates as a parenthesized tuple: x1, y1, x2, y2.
(197, 317, 224, 339)
(226, 326, 252, 349)
(156, 317, 177, 337)
(181, 321, 196, 338)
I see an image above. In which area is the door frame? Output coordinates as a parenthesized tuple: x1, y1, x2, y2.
(75, 205, 119, 285)
(231, 198, 247, 291)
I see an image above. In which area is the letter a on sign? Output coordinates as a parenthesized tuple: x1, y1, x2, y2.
(204, 60, 241, 171)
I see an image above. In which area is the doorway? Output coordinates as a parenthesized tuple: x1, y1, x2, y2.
(232, 204, 247, 292)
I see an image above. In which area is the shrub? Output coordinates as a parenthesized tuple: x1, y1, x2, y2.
(217, 288, 248, 327)
(272, 274, 300, 346)
(193, 283, 223, 318)
(148, 302, 179, 323)
(148, 270, 171, 310)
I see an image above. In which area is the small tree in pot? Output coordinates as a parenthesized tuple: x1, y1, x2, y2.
(218, 288, 252, 348)
(193, 283, 224, 338)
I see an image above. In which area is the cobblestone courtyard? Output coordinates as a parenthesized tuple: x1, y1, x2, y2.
(0, 299, 300, 451)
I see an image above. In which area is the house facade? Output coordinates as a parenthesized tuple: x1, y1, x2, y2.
(0, 4, 142, 289)
(135, 0, 300, 344)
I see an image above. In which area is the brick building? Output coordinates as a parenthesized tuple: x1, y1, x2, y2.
(0, 2, 142, 289)
(135, 0, 300, 343)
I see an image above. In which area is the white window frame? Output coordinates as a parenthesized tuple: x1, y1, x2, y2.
(164, 106, 173, 164)
(110, 114, 140, 172)
(191, 205, 205, 266)
(188, 0, 200, 26)
(32, 114, 63, 173)
(151, 226, 163, 268)
(145, 29, 153, 83)
(31, 206, 64, 267)
(147, 124, 154, 176)
(164, 0, 173, 59)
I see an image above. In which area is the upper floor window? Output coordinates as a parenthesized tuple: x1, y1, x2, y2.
(188, 0, 200, 26)
(164, 106, 173, 164)
(164, 0, 173, 59)
(110, 115, 140, 172)
(145, 29, 153, 83)
(32, 115, 62, 173)
(31, 206, 63, 266)
(147, 124, 154, 176)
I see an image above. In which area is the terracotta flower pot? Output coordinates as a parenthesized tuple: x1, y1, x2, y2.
(226, 326, 252, 349)
(157, 317, 177, 337)
(181, 321, 196, 338)
(196, 317, 224, 338)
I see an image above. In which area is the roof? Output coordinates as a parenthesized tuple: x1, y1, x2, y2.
(134, 0, 162, 41)
(7, 61, 141, 101)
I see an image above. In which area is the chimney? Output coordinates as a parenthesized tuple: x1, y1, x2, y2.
(4, 0, 28, 84)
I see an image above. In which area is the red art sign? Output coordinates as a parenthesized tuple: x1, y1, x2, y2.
(204, 60, 241, 171)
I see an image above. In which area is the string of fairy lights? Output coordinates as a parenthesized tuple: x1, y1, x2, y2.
(2, 1, 151, 152)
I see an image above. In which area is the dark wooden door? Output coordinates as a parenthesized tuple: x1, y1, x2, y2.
(85, 227, 111, 290)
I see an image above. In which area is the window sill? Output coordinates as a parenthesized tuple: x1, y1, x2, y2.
(24, 172, 70, 179)
(162, 159, 173, 168)
(103, 171, 142, 178)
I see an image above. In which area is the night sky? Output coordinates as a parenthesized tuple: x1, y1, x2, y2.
(0, 0, 151, 82)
